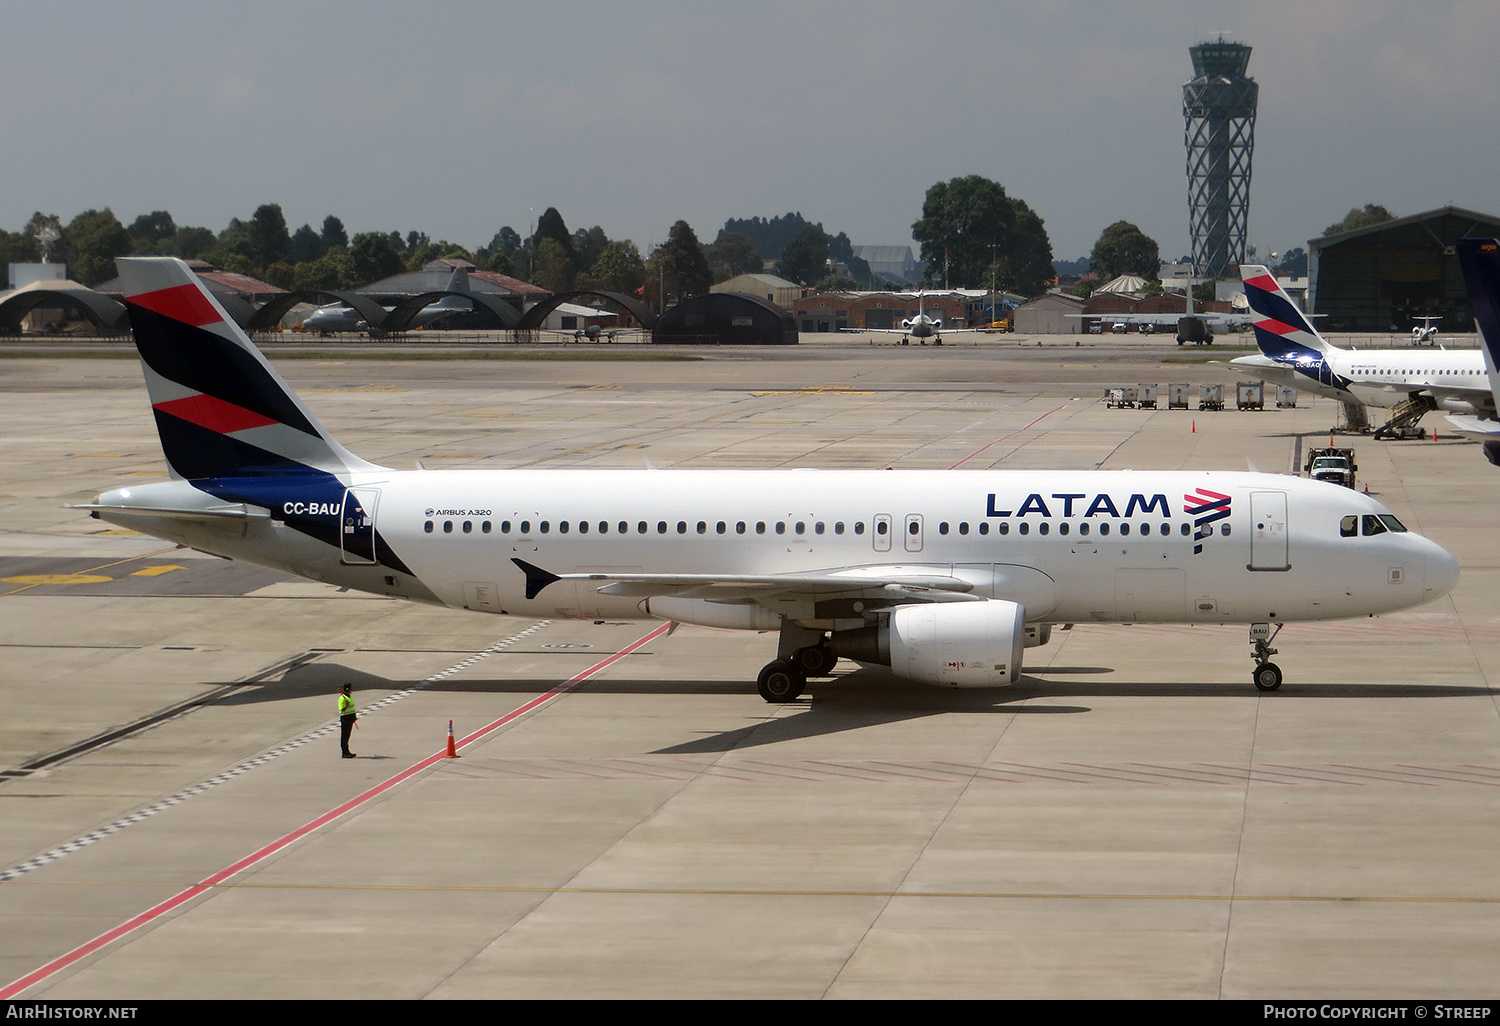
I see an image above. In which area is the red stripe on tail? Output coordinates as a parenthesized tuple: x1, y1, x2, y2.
(129, 282, 222, 327)
(154, 393, 278, 434)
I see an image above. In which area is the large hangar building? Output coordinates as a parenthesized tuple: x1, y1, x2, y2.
(1310, 206, 1500, 333)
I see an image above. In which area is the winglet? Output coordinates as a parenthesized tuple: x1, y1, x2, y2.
(511, 558, 562, 599)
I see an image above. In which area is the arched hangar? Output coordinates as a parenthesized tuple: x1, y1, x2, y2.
(652, 292, 797, 345)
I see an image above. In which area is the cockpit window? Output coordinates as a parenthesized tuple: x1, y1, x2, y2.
(1362, 515, 1387, 536)
(1378, 514, 1408, 533)
(1340, 515, 1358, 538)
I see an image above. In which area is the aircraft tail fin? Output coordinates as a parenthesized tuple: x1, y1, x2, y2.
(1240, 264, 1332, 362)
(117, 257, 380, 480)
(1457, 238, 1500, 388)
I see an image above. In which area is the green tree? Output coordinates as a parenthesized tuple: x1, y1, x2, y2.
(1088, 221, 1160, 281)
(128, 211, 177, 254)
(64, 208, 133, 286)
(0, 229, 37, 267)
(590, 240, 646, 294)
(478, 226, 522, 274)
(572, 226, 609, 274)
(912, 176, 1021, 287)
(247, 204, 291, 269)
(348, 231, 404, 284)
(205, 217, 255, 271)
(321, 215, 348, 250)
(1323, 204, 1394, 237)
(293, 249, 356, 292)
(777, 225, 830, 285)
(289, 224, 325, 264)
(1273, 247, 1308, 276)
(994, 200, 1055, 295)
(530, 207, 578, 279)
(706, 231, 763, 282)
(651, 220, 712, 303)
(533, 237, 576, 291)
(171, 226, 217, 261)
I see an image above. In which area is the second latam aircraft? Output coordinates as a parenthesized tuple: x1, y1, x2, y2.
(1233, 243, 1500, 440)
(79, 259, 1458, 700)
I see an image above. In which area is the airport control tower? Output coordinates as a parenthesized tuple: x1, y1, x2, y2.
(1183, 38, 1258, 279)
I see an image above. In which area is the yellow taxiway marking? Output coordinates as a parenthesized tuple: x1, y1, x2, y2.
(129, 565, 184, 577)
(0, 549, 177, 597)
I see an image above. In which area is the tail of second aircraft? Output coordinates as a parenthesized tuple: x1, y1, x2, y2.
(1457, 239, 1500, 385)
(117, 258, 380, 481)
(1444, 240, 1500, 464)
(1239, 264, 1333, 363)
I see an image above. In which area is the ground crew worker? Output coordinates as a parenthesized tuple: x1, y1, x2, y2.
(338, 684, 357, 758)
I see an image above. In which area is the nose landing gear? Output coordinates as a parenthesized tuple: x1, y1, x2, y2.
(1250, 622, 1284, 691)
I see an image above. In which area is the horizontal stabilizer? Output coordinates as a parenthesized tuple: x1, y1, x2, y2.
(69, 501, 271, 521)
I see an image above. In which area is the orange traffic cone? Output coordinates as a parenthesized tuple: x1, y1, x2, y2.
(446, 720, 458, 758)
(1191, 420, 1196, 433)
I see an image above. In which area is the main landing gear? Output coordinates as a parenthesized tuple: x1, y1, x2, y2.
(756, 631, 839, 703)
(1250, 622, 1284, 692)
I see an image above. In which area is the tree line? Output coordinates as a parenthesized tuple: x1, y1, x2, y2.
(16, 178, 1306, 301)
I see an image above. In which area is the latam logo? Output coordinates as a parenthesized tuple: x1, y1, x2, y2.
(1184, 488, 1231, 554)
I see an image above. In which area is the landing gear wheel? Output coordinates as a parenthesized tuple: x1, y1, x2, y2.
(1253, 662, 1283, 692)
(757, 660, 805, 703)
(793, 644, 837, 677)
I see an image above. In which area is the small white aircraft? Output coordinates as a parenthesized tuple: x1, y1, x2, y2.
(1411, 316, 1442, 345)
(82, 258, 1458, 699)
(1232, 265, 1493, 438)
(866, 292, 982, 345)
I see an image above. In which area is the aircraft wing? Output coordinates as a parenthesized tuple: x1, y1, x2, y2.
(513, 558, 980, 604)
(1444, 414, 1500, 441)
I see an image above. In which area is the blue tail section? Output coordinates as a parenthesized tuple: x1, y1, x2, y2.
(1457, 238, 1500, 375)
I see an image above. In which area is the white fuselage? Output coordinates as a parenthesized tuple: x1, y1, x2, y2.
(1233, 347, 1490, 410)
(94, 468, 1456, 629)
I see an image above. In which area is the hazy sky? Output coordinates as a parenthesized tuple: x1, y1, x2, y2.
(4, 0, 1497, 267)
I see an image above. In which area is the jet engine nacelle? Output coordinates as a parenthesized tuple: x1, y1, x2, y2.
(830, 599, 1025, 687)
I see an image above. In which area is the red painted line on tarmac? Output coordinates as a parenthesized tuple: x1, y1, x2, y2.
(0, 622, 671, 998)
(947, 405, 1064, 469)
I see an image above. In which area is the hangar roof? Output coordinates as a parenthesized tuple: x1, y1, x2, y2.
(1311, 205, 1500, 250)
(364, 259, 546, 297)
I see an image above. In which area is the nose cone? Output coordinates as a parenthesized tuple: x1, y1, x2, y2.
(1424, 539, 1461, 600)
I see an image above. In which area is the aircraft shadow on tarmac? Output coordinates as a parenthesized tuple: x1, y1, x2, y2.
(211, 661, 1496, 756)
